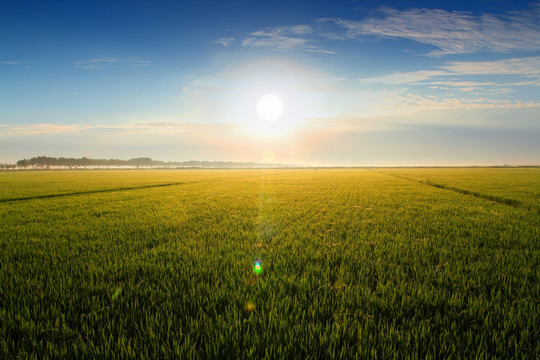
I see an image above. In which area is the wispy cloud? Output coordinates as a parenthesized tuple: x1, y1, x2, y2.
(217, 24, 336, 54)
(0, 60, 38, 68)
(359, 70, 446, 85)
(74, 57, 151, 70)
(0, 120, 221, 136)
(441, 56, 540, 75)
(213, 37, 235, 47)
(218, 4, 540, 56)
(392, 94, 540, 113)
(429, 81, 496, 87)
(336, 87, 540, 128)
(75, 57, 117, 69)
(131, 60, 151, 67)
(324, 4, 540, 56)
(359, 56, 540, 86)
(0, 124, 91, 135)
(241, 33, 309, 50)
(242, 25, 313, 50)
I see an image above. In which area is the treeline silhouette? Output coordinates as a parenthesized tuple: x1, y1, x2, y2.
(10, 156, 279, 169)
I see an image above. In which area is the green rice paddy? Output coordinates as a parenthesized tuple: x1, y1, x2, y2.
(1, 168, 539, 358)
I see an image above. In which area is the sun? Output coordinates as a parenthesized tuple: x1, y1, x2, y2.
(256, 94, 283, 121)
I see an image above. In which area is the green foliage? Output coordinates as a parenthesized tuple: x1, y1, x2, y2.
(1, 169, 539, 358)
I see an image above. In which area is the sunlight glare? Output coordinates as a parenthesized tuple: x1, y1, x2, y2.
(256, 94, 283, 121)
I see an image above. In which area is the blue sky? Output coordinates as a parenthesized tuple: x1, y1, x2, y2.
(1, 0, 539, 165)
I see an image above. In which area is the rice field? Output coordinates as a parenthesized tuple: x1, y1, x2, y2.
(1, 168, 539, 358)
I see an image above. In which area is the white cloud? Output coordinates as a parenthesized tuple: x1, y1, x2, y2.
(359, 56, 540, 87)
(430, 81, 496, 87)
(359, 70, 446, 84)
(0, 124, 91, 135)
(373, 90, 540, 116)
(0, 60, 38, 68)
(286, 25, 313, 35)
(441, 56, 540, 75)
(214, 37, 235, 47)
(242, 25, 318, 51)
(0, 120, 219, 136)
(216, 4, 540, 56)
(242, 33, 310, 50)
(251, 25, 313, 37)
(131, 60, 151, 67)
(88, 58, 117, 63)
(304, 48, 337, 55)
(256, 25, 313, 36)
(325, 4, 540, 55)
(74, 57, 151, 70)
(75, 57, 118, 69)
(354, 56, 540, 118)
(222, 24, 335, 54)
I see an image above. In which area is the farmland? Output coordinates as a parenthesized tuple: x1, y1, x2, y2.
(1, 168, 539, 358)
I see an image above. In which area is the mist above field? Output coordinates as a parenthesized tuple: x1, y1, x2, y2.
(1, 1, 539, 166)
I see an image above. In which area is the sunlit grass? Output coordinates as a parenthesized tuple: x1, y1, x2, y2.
(1, 169, 539, 358)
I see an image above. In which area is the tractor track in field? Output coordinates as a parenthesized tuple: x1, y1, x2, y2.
(0, 182, 191, 203)
(371, 170, 524, 208)
(0, 170, 298, 203)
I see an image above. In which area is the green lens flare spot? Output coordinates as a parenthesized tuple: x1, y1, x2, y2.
(253, 259, 262, 275)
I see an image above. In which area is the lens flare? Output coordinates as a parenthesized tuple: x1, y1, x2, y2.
(245, 301, 256, 312)
(253, 258, 262, 275)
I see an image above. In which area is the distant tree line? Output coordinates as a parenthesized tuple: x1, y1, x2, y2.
(6, 156, 281, 169)
(17, 156, 158, 167)
(0, 163, 16, 170)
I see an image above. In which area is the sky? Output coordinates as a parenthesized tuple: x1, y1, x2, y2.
(1, 0, 539, 166)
